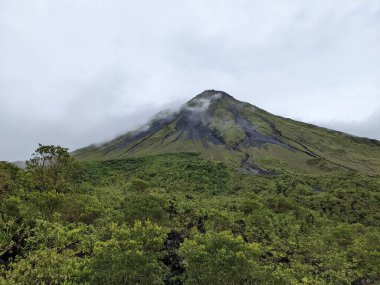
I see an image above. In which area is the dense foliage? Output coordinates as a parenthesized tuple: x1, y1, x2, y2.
(1, 146, 379, 284)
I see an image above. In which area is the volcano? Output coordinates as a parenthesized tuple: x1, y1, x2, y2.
(73, 90, 380, 175)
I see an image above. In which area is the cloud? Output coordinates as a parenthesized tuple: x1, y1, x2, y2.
(317, 109, 380, 140)
(184, 93, 222, 113)
(0, 0, 379, 160)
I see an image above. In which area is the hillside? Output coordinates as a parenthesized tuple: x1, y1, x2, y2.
(74, 90, 380, 175)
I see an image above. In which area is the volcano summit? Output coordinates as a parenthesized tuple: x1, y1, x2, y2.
(74, 90, 380, 175)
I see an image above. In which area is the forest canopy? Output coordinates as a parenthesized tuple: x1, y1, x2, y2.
(0, 145, 379, 284)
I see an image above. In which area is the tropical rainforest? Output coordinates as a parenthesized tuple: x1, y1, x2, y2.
(1, 91, 379, 284)
(0, 145, 379, 284)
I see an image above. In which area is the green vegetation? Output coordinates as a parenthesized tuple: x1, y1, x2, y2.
(1, 145, 379, 284)
(73, 92, 380, 175)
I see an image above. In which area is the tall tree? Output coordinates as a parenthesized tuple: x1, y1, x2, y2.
(0, 162, 20, 198)
(26, 144, 76, 192)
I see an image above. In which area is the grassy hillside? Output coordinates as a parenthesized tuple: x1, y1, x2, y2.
(1, 152, 379, 284)
(73, 91, 380, 175)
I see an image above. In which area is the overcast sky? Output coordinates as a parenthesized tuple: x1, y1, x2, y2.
(1, 0, 379, 161)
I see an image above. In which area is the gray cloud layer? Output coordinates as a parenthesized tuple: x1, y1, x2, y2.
(319, 109, 380, 139)
(0, 0, 379, 161)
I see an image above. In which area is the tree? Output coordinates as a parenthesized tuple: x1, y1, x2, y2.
(3, 249, 89, 284)
(0, 162, 20, 198)
(26, 144, 76, 192)
(123, 191, 169, 224)
(180, 231, 269, 284)
(91, 221, 168, 285)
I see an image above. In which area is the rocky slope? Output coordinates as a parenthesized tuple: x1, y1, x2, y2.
(73, 90, 380, 175)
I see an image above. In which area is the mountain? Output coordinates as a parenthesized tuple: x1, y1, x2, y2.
(73, 90, 380, 175)
(10, 160, 26, 169)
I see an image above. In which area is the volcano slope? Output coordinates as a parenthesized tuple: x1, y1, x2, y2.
(2, 91, 380, 285)
(74, 90, 380, 175)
